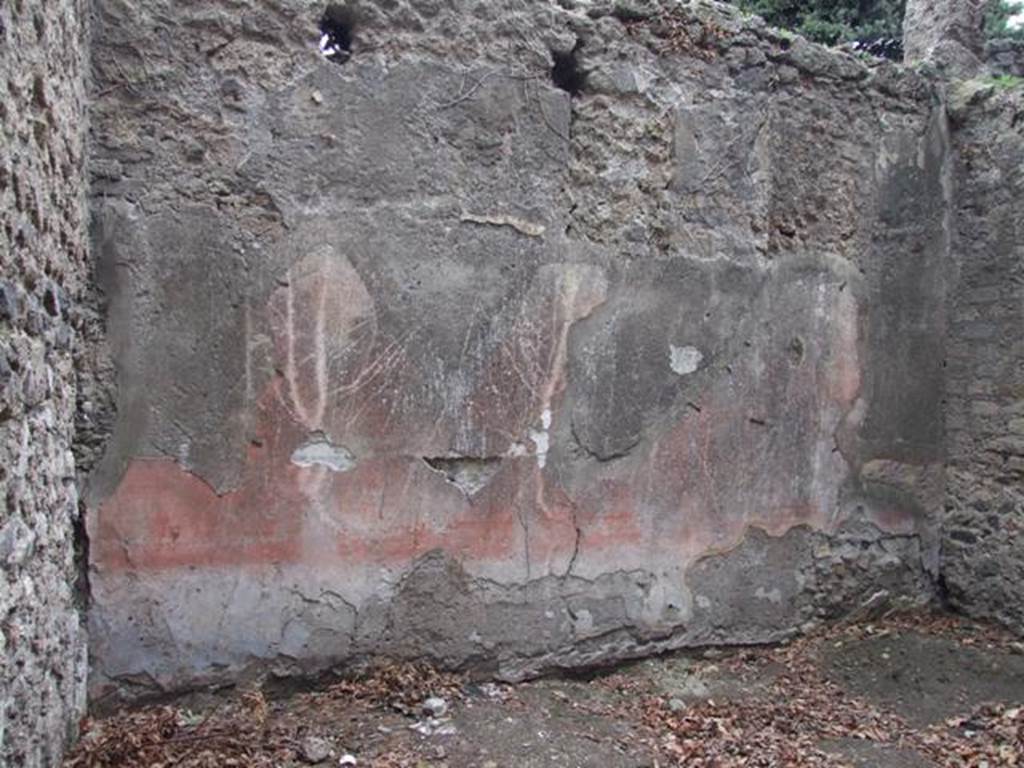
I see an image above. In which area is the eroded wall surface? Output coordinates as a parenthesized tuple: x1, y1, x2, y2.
(0, 0, 90, 763)
(943, 81, 1024, 632)
(87, 0, 949, 697)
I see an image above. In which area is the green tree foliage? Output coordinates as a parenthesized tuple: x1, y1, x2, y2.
(734, 0, 1024, 45)
(986, 0, 1024, 40)
(734, 0, 907, 45)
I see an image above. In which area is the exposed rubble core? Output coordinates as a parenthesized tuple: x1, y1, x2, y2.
(0, 0, 91, 763)
(86, 0, 949, 701)
(902, 0, 987, 77)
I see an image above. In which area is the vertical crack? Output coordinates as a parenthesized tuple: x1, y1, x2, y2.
(564, 504, 582, 578)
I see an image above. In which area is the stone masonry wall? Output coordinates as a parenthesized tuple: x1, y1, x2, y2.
(943, 80, 1024, 632)
(0, 0, 91, 764)
(86, 0, 949, 701)
(986, 39, 1024, 78)
(903, 0, 986, 77)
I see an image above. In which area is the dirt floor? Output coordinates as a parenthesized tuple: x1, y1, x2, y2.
(66, 613, 1024, 767)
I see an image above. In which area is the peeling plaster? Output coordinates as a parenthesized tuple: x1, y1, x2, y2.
(290, 434, 356, 472)
(423, 457, 502, 496)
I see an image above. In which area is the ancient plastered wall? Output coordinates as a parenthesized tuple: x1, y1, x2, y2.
(944, 82, 1024, 632)
(0, 0, 90, 763)
(87, 0, 948, 699)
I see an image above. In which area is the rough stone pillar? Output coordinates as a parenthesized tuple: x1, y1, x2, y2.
(903, 0, 987, 76)
(0, 0, 90, 764)
(943, 73, 1024, 633)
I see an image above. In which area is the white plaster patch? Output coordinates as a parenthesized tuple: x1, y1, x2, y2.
(669, 345, 704, 376)
(528, 408, 552, 468)
(290, 434, 356, 472)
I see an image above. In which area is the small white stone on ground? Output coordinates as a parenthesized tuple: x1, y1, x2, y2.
(298, 735, 331, 764)
(422, 696, 448, 717)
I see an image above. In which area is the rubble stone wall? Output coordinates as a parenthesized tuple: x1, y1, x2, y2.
(0, 0, 91, 763)
(943, 81, 1024, 632)
(86, 0, 950, 701)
